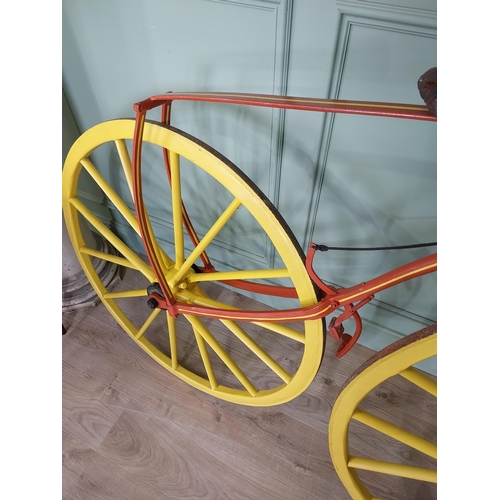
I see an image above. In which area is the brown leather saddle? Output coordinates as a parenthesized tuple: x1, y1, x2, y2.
(418, 67, 437, 117)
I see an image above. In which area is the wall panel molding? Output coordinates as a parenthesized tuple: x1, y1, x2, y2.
(336, 0, 437, 27)
(208, 0, 284, 10)
(205, 0, 294, 269)
(303, 3, 437, 251)
(296, 1, 436, 361)
(63, 0, 436, 367)
(69, 0, 294, 270)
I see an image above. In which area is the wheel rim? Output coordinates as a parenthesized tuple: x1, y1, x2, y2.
(328, 325, 437, 499)
(62, 119, 325, 406)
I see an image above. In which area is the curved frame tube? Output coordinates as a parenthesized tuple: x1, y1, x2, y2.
(131, 91, 436, 354)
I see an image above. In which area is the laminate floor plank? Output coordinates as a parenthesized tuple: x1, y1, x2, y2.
(63, 431, 172, 500)
(62, 303, 167, 387)
(99, 336, 338, 497)
(62, 360, 129, 449)
(276, 341, 376, 433)
(97, 407, 321, 500)
(62, 268, 437, 500)
(110, 370, 338, 498)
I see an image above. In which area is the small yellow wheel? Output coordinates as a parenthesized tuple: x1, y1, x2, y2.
(62, 119, 325, 406)
(329, 324, 437, 499)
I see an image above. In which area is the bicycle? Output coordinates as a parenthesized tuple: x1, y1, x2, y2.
(62, 70, 437, 499)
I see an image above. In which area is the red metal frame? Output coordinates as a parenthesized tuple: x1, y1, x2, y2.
(131, 91, 437, 357)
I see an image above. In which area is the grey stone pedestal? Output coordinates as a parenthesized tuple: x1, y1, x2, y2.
(62, 213, 121, 313)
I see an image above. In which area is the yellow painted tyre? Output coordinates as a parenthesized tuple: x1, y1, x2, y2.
(62, 119, 325, 406)
(328, 325, 437, 499)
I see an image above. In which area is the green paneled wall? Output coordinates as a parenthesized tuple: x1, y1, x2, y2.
(63, 0, 437, 373)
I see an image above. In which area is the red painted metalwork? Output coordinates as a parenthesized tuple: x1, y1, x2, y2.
(160, 101, 214, 272)
(327, 254, 436, 308)
(134, 91, 436, 121)
(132, 111, 176, 307)
(146, 289, 338, 323)
(329, 312, 363, 359)
(144, 249, 436, 323)
(131, 89, 437, 357)
(217, 279, 299, 299)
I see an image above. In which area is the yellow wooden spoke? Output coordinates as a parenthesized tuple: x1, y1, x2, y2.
(135, 199, 173, 278)
(329, 327, 437, 499)
(69, 197, 156, 281)
(81, 155, 175, 274)
(352, 409, 437, 459)
(251, 321, 306, 344)
(186, 315, 257, 396)
(348, 456, 437, 483)
(192, 327, 217, 390)
(84, 150, 174, 274)
(87, 140, 176, 272)
(399, 366, 437, 397)
(114, 139, 134, 197)
(166, 312, 178, 370)
(134, 308, 162, 340)
(178, 289, 305, 344)
(103, 289, 148, 299)
(63, 119, 323, 406)
(168, 150, 185, 269)
(220, 320, 292, 384)
(187, 268, 290, 284)
(170, 198, 242, 287)
(80, 158, 141, 235)
(113, 141, 177, 271)
(78, 246, 146, 271)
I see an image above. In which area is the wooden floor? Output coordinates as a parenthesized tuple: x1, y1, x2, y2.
(62, 269, 436, 500)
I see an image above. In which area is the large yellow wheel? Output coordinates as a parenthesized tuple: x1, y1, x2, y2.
(329, 324, 437, 499)
(62, 119, 325, 406)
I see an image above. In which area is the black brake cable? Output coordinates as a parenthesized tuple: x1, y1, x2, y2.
(312, 242, 437, 252)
